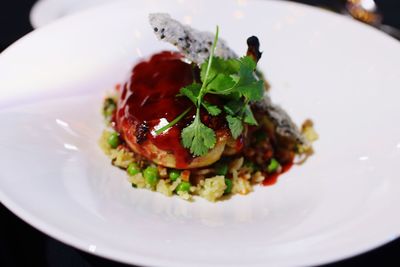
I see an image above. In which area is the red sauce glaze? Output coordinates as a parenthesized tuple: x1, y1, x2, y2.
(116, 51, 195, 168)
(120, 51, 194, 122)
(262, 161, 293, 186)
(116, 51, 227, 168)
(113, 50, 297, 184)
(235, 136, 245, 151)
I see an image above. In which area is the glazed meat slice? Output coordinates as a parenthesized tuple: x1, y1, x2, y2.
(116, 52, 238, 169)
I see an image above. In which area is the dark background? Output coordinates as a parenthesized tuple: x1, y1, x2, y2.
(1, 0, 400, 266)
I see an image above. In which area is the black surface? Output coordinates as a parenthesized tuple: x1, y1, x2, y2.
(1, 0, 400, 266)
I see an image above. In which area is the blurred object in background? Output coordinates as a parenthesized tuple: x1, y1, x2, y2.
(292, 0, 400, 39)
(29, 0, 400, 40)
(345, 0, 400, 39)
(346, 0, 382, 26)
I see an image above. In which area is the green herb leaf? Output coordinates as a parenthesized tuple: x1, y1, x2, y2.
(206, 74, 235, 94)
(243, 105, 258, 125)
(202, 101, 221, 116)
(226, 115, 243, 139)
(181, 118, 217, 156)
(180, 83, 201, 105)
(239, 56, 257, 71)
(230, 56, 264, 101)
(224, 100, 243, 115)
(234, 80, 264, 101)
(171, 26, 265, 156)
(202, 55, 262, 140)
(201, 57, 240, 82)
(201, 56, 264, 102)
(180, 25, 220, 156)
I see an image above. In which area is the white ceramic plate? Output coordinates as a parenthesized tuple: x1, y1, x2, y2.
(2, 0, 400, 266)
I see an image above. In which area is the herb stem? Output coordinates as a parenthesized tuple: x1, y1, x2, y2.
(154, 107, 191, 135)
(197, 26, 219, 106)
(158, 26, 220, 142)
(242, 97, 250, 115)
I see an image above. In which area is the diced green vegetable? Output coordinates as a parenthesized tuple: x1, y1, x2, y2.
(107, 132, 120, 148)
(215, 162, 228, 175)
(169, 169, 181, 181)
(267, 158, 280, 173)
(224, 178, 233, 194)
(244, 160, 259, 172)
(127, 163, 140, 176)
(143, 166, 159, 186)
(103, 98, 116, 117)
(176, 181, 191, 192)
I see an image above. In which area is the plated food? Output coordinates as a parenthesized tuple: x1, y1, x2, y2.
(2, 0, 400, 265)
(100, 13, 317, 201)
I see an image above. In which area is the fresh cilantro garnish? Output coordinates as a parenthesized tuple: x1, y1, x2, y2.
(196, 50, 263, 142)
(157, 26, 264, 156)
(180, 84, 222, 116)
(181, 115, 216, 156)
(178, 26, 221, 156)
(226, 115, 243, 139)
(202, 101, 221, 116)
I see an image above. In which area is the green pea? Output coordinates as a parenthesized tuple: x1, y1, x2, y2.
(267, 158, 280, 173)
(127, 163, 140, 176)
(176, 181, 191, 192)
(169, 169, 181, 181)
(224, 178, 233, 194)
(143, 166, 159, 186)
(215, 162, 228, 175)
(107, 132, 120, 148)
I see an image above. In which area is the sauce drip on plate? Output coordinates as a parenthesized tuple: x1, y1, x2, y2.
(262, 162, 293, 186)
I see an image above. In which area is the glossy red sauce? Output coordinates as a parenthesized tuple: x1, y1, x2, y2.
(120, 52, 194, 121)
(116, 51, 227, 168)
(116, 51, 195, 167)
(114, 51, 290, 177)
(262, 161, 293, 186)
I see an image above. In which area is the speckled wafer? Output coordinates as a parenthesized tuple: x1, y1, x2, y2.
(149, 13, 237, 64)
(256, 93, 307, 145)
